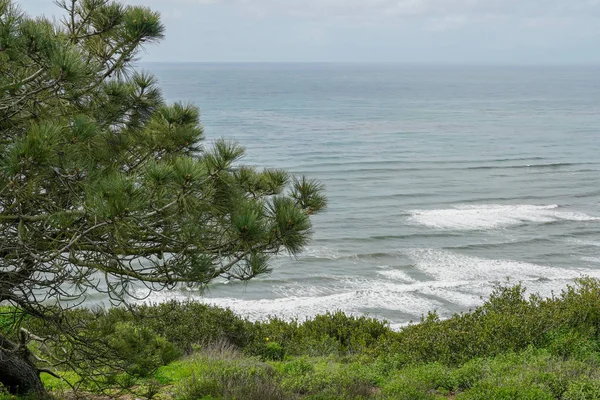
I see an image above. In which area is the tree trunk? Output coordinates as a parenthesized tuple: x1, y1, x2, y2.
(0, 334, 46, 397)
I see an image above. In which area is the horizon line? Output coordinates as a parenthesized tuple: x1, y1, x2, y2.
(138, 61, 600, 66)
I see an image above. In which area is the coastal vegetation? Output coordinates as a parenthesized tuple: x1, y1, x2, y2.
(3, 278, 600, 398)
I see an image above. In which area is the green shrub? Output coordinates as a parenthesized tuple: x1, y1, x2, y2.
(276, 358, 378, 398)
(385, 283, 545, 366)
(129, 301, 252, 353)
(177, 374, 223, 399)
(563, 378, 600, 400)
(448, 349, 600, 400)
(249, 311, 389, 358)
(107, 321, 182, 377)
(546, 328, 600, 361)
(381, 387, 440, 400)
(458, 381, 554, 400)
(279, 357, 314, 376)
(259, 341, 286, 361)
(298, 312, 389, 354)
(174, 359, 285, 400)
(452, 358, 489, 391)
(381, 363, 454, 397)
(9, 278, 600, 397)
(378, 279, 600, 368)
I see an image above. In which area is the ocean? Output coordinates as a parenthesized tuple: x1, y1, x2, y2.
(140, 63, 600, 328)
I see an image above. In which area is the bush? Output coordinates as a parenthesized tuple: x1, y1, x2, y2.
(276, 358, 379, 399)
(379, 278, 600, 367)
(546, 328, 600, 361)
(280, 357, 314, 376)
(174, 358, 285, 400)
(381, 363, 454, 398)
(563, 378, 600, 400)
(458, 381, 554, 400)
(452, 358, 489, 391)
(107, 322, 182, 377)
(258, 341, 286, 361)
(250, 312, 390, 358)
(298, 312, 389, 354)
(12, 277, 600, 397)
(129, 301, 252, 353)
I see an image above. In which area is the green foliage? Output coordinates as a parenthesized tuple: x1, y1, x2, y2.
(563, 378, 600, 400)
(249, 311, 389, 358)
(274, 358, 379, 399)
(145, 344, 600, 400)
(279, 357, 314, 376)
(13, 278, 600, 398)
(165, 355, 285, 400)
(0, 0, 325, 393)
(457, 382, 554, 400)
(127, 301, 252, 353)
(258, 341, 286, 361)
(291, 176, 327, 215)
(106, 322, 182, 377)
(298, 312, 388, 355)
(546, 327, 600, 361)
(106, 303, 390, 361)
(382, 363, 454, 396)
(379, 278, 600, 367)
(0, 306, 28, 334)
(451, 358, 489, 391)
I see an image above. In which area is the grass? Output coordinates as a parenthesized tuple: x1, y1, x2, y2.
(37, 346, 600, 399)
(7, 277, 600, 399)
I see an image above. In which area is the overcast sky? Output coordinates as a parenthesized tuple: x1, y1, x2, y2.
(18, 0, 600, 64)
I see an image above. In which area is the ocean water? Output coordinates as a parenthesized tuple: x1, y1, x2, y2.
(140, 63, 600, 327)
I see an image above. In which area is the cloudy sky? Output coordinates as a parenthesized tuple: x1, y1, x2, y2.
(18, 0, 600, 63)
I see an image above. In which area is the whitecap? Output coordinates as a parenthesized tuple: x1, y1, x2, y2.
(581, 256, 600, 264)
(376, 266, 417, 282)
(403, 248, 600, 283)
(408, 204, 598, 230)
(299, 246, 343, 260)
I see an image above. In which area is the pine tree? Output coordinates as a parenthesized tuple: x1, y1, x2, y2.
(0, 0, 326, 394)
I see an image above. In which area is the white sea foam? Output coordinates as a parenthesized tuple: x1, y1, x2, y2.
(423, 278, 577, 310)
(137, 250, 600, 326)
(275, 276, 419, 301)
(376, 266, 417, 282)
(272, 283, 333, 297)
(389, 323, 412, 330)
(142, 282, 442, 323)
(419, 286, 482, 308)
(408, 204, 599, 230)
(299, 246, 344, 260)
(403, 248, 597, 282)
(581, 256, 600, 264)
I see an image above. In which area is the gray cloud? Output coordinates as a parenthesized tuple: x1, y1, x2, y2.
(135, 0, 600, 20)
(17, 0, 600, 63)
(22, 0, 600, 24)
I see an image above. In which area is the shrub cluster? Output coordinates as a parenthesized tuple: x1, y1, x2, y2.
(110, 277, 600, 370)
(381, 277, 600, 367)
(10, 277, 600, 398)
